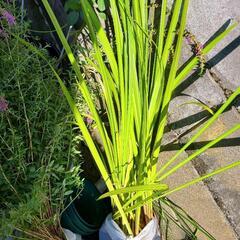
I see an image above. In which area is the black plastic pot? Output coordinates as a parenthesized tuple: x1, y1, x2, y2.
(61, 180, 111, 237)
(17, 0, 84, 56)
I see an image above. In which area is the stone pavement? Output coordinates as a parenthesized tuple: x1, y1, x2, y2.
(162, 0, 240, 238)
(159, 151, 238, 240)
(188, 109, 240, 237)
(187, 0, 240, 92)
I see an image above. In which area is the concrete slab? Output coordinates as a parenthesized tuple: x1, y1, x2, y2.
(184, 109, 240, 238)
(168, 95, 205, 137)
(186, 0, 240, 91)
(163, 2, 240, 238)
(158, 150, 238, 240)
(180, 70, 226, 108)
(167, 72, 225, 142)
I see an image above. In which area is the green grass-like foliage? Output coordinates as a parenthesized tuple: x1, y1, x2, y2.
(0, 3, 83, 238)
(39, 0, 240, 237)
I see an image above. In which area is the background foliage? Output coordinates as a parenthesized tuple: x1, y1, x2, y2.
(0, 2, 83, 238)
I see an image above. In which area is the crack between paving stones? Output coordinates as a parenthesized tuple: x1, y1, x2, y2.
(185, 151, 240, 239)
(208, 69, 240, 114)
(162, 26, 240, 237)
(180, 26, 240, 113)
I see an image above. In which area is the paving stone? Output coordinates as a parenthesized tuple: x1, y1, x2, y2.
(158, 151, 238, 240)
(178, 41, 226, 106)
(186, 0, 240, 91)
(163, 2, 240, 238)
(183, 109, 240, 238)
(167, 72, 225, 141)
(167, 95, 206, 137)
(180, 70, 226, 107)
(168, 31, 226, 141)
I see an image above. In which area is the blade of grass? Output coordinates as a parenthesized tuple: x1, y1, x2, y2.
(98, 183, 169, 200)
(151, 0, 190, 169)
(157, 86, 240, 178)
(157, 124, 240, 181)
(178, 101, 214, 115)
(119, 161, 240, 217)
(41, 0, 114, 169)
(161, 160, 240, 198)
(161, 0, 183, 68)
(161, 199, 216, 239)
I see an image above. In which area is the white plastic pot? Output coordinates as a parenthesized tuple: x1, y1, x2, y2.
(63, 228, 82, 240)
(99, 214, 161, 240)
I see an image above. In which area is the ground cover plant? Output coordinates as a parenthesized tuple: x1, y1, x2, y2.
(39, 0, 240, 238)
(0, 2, 83, 239)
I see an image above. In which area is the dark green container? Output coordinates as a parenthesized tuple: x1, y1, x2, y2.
(61, 180, 111, 236)
(18, 0, 84, 55)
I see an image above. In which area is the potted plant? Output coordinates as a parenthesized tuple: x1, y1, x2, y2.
(21, 0, 240, 238)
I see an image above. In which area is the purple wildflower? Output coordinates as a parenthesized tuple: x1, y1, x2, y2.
(1, 10, 16, 26)
(84, 112, 93, 125)
(0, 97, 8, 112)
(85, 116, 93, 125)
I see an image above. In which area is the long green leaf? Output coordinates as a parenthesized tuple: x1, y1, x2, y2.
(158, 123, 240, 181)
(41, 0, 133, 234)
(99, 184, 169, 200)
(118, 161, 240, 218)
(157, 86, 240, 178)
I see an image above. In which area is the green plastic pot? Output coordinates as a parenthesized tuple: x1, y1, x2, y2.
(61, 180, 111, 236)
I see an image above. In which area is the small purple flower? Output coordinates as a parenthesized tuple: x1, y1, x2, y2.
(84, 112, 93, 125)
(85, 116, 93, 125)
(0, 97, 8, 112)
(1, 10, 16, 26)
